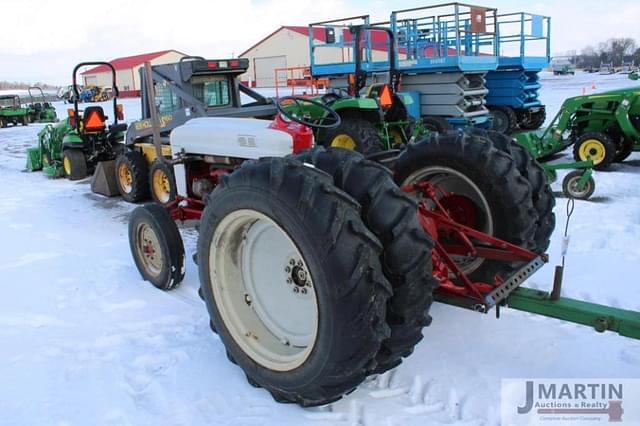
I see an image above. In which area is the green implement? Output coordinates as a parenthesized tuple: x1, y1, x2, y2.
(508, 287, 640, 340)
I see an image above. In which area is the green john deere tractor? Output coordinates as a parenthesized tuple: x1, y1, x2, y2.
(0, 95, 29, 128)
(515, 86, 640, 199)
(26, 62, 127, 179)
(26, 87, 58, 123)
(284, 25, 427, 155)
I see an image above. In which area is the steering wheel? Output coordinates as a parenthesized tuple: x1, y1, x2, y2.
(275, 96, 341, 129)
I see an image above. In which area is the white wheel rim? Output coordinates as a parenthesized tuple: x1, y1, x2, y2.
(210, 210, 318, 371)
(567, 176, 592, 198)
(403, 166, 494, 275)
(135, 223, 164, 276)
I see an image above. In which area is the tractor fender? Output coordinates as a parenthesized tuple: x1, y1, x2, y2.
(62, 141, 85, 150)
(62, 132, 84, 146)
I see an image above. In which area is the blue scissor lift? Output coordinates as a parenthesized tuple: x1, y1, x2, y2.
(388, 3, 498, 130)
(485, 12, 551, 133)
(308, 4, 500, 131)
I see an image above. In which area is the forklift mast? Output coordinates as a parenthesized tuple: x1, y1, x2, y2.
(127, 57, 277, 145)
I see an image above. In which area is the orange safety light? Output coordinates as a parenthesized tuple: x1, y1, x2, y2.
(67, 108, 76, 127)
(84, 111, 104, 130)
(116, 104, 124, 121)
(379, 84, 393, 108)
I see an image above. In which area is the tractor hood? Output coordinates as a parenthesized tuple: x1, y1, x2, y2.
(170, 117, 294, 159)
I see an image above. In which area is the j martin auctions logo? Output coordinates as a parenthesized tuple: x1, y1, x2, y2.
(501, 379, 640, 425)
(517, 381, 623, 421)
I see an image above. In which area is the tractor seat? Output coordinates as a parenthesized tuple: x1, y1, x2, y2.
(83, 106, 107, 131)
(109, 123, 128, 133)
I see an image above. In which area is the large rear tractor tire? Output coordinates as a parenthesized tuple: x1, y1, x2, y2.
(292, 147, 437, 375)
(318, 117, 383, 155)
(394, 131, 537, 283)
(197, 158, 391, 406)
(490, 106, 517, 134)
(573, 132, 616, 170)
(116, 150, 150, 203)
(62, 149, 87, 181)
(149, 160, 177, 205)
(129, 203, 185, 290)
(468, 129, 555, 253)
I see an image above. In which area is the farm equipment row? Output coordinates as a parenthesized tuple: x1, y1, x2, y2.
(18, 7, 640, 409)
(123, 60, 639, 407)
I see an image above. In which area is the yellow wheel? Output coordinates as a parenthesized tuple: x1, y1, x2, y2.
(321, 118, 382, 155)
(118, 162, 133, 193)
(330, 134, 357, 150)
(577, 139, 606, 164)
(573, 132, 616, 170)
(149, 160, 176, 204)
(63, 157, 71, 175)
(115, 151, 150, 202)
(61, 149, 87, 180)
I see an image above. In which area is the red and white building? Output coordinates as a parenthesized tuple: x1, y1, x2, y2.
(81, 50, 186, 97)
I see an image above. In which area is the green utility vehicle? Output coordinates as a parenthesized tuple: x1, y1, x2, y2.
(0, 95, 29, 127)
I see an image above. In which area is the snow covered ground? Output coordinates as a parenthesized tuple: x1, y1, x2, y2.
(0, 72, 639, 426)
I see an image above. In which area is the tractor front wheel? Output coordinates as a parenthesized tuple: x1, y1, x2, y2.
(129, 203, 185, 290)
(573, 132, 616, 170)
(62, 149, 87, 181)
(198, 157, 391, 406)
(319, 117, 382, 155)
(562, 170, 595, 200)
(149, 160, 177, 205)
(116, 151, 150, 203)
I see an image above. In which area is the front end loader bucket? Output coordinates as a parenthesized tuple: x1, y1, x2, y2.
(90, 160, 119, 197)
(25, 148, 42, 171)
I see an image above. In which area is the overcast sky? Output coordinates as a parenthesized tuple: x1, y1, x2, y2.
(1, 0, 639, 85)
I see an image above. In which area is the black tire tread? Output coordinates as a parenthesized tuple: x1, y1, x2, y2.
(292, 147, 437, 374)
(394, 130, 537, 282)
(318, 117, 383, 155)
(128, 203, 185, 290)
(469, 129, 555, 252)
(63, 149, 87, 181)
(198, 157, 391, 407)
(116, 150, 150, 202)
